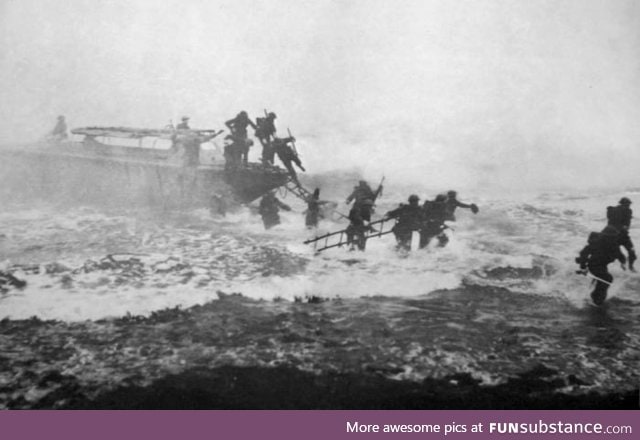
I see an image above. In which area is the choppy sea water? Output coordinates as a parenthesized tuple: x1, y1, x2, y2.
(1, 187, 639, 320)
(1, 185, 639, 400)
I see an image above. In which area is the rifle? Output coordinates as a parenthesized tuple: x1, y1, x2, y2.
(576, 270, 612, 286)
(287, 128, 299, 156)
(334, 210, 349, 220)
(256, 108, 276, 143)
(259, 109, 268, 130)
(373, 176, 385, 201)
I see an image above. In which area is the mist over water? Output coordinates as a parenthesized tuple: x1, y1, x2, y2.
(1, 182, 638, 321)
(1, 0, 640, 192)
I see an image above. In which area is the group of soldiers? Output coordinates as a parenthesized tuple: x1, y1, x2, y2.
(576, 197, 636, 305)
(345, 181, 479, 252)
(257, 179, 481, 256)
(174, 112, 305, 180)
(341, 185, 637, 306)
(176, 111, 305, 181)
(219, 111, 305, 182)
(260, 178, 477, 253)
(48, 116, 635, 306)
(258, 187, 330, 231)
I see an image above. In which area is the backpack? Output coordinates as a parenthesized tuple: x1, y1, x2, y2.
(606, 205, 628, 227)
(606, 206, 615, 222)
(255, 117, 267, 137)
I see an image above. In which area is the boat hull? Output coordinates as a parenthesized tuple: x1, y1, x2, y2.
(0, 141, 289, 208)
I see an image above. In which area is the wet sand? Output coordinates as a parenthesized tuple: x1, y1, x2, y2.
(1, 287, 638, 409)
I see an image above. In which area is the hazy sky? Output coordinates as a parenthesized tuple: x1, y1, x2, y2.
(1, 0, 639, 191)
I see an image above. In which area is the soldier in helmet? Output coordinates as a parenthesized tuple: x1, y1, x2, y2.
(384, 195, 424, 251)
(420, 194, 449, 248)
(226, 111, 256, 140)
(346, 198, 375, 251)
(346, 181, 375, 208)
(346, 179, 386, 212)
(255, 112, 278, 164)
(176, 116, 191, 130)
(258, 191, 291, 230)
(605, 197, 636, 271)
(576, 226, 627, 305)
(226, 111, 257, 163)
(444, 190, 479, 221)
(305, 188, 332, 229)
(273, 136, 305, 182)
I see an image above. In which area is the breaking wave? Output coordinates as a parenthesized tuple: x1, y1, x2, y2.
(1, 185, 638, 322)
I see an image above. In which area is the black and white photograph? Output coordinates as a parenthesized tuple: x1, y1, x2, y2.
(0, 0, 638, 409)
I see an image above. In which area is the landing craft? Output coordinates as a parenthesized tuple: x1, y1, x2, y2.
(0, 126, 313, 210)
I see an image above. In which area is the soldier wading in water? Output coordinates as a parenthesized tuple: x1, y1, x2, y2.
(259, 191, 291, 230)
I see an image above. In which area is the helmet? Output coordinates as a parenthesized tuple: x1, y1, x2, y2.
(182, 116, 189, 121)
(619, 197, 632, 205)
(435, 194, 447, 202)
(408, 194, 420, 203)
(447, 190, 457, 198)
(358, 180, 367, 186)
(268, 112, 276, 119)
(239, 111, 248, 118)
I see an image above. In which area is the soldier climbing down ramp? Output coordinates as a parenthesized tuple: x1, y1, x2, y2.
(273, 136, 305, 182)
